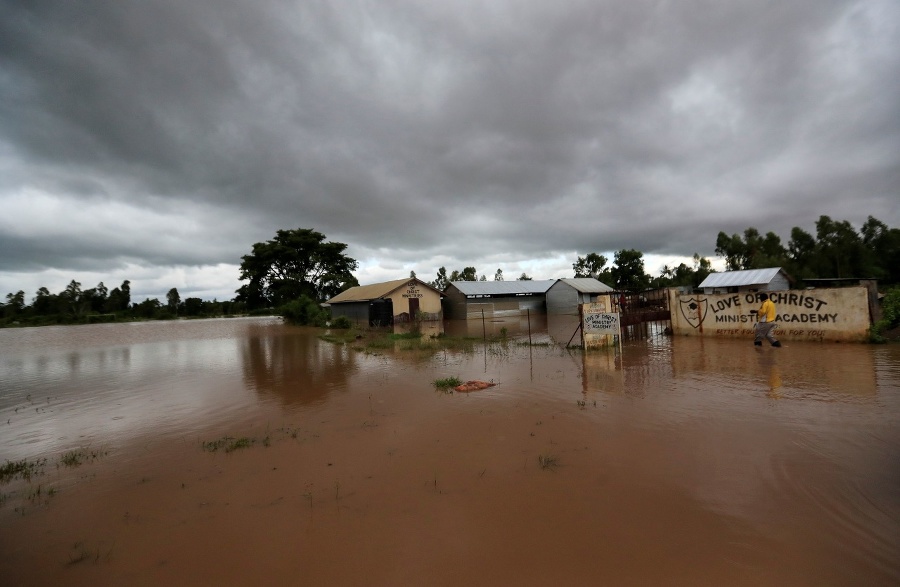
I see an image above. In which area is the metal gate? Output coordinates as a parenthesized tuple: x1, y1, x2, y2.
(616, 288, 671, 340)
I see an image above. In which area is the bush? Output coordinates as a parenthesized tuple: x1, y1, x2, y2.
(871, 288, 900, 342)
(280, 296, 328, 326)
(330, 316, 352, 329)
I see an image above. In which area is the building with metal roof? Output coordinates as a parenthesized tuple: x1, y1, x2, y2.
(546, 278, 615, 314)
(325, 278, 443, 325)
(698, 268, 792, 294)
(443, 280, 556, 319)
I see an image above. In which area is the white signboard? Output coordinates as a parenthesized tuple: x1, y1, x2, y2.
(583, 311, 620, 335)
(580, 301, 621, 351)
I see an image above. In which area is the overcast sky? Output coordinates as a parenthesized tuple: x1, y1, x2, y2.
(2, 0, 898, 303)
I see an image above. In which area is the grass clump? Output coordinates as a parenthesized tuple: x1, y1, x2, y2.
(202, 436, 254, 453)
(1, 458, 46, 483)
(433, 376, 462, 391)
(59, 447, 107, 468)
(538, 454, 559, 470)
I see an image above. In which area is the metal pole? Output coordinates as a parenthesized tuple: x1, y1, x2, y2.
(527, 309, 532, 345)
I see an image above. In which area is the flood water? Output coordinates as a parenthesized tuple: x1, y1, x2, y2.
(1, 316, 898, 586)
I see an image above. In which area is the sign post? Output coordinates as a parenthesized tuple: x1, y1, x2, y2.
(580, 302, 622, 355)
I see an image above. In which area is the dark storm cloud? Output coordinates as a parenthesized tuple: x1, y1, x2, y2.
(1, 0, 898, 299)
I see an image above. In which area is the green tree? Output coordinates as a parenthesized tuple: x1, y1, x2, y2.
(715, 228, 786, 270)
(106, 280, 131, 312)
(494, 268, 504, 281)
(32, 287, 58, 315)
(610, 249, 649, 291)
(692, 253, 714, 286)
(83, 282, 109, 313)
(433, 267, 449, 291)
(167, 288, 181, 315)
(183, 297, 204, 317)
(814, 216, 867, 278)
(787, 226, 817, 281)
(4, 290, 25, 318)
(572, 253, 608, 278)
(238, 228, 359, 309)
(133, 298, 161, 318)
(861, 216, 900, 284)
(517, 273, 533, 281)
(61, 280, 87, 317)
(449, 267, 478, 281)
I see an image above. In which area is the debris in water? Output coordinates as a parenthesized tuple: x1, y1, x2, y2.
(453, 380, 496, 393)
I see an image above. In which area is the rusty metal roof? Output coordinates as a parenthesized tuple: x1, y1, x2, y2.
(698, 268, 785, 289)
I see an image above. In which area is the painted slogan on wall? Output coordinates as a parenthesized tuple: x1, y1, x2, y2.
(401, 281, 424, 299)
(669, 287, 870, 342)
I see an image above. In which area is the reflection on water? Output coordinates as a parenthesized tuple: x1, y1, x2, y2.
(241, 322, 355, 405)
(0, 317, 898, 585)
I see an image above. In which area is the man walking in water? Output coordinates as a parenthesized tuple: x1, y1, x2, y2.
(753, 293, 781, 347)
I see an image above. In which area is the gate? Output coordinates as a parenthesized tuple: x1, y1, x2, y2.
(616, 288, 671, 340)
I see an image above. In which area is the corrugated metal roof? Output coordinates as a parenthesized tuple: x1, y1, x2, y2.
(327, 278, 431, 304)
(449, 279, 556, 296)
(555, 278, 614, 293)
(698, 268, 784, 289)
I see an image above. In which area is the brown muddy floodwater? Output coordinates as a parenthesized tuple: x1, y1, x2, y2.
(1, 316, 898, 586)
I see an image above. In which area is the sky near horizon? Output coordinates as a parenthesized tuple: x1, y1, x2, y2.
(2, 1, 898, 303)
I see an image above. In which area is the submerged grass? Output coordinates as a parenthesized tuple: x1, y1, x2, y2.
(59, 447, 107, 468)
(1, 458, 47, 483)
(538, 454, 560, 470)
(201, 436, 255, 453)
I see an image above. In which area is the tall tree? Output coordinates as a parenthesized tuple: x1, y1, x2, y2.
(449, 267, 478, 281)
(167, 288, 181, 314)
(238, 228, 359, 308)
(62, 280, 87, 316)
(106, 280, 131, 312)
(787, 226, 817, 280)
(4, 291, 25, 317)
(572, 253, 608, 278)
(433, 267, 449, 291)
(814, 215, 867, 278)
(610, 249, 649, 291)
(494, 268, 504, 281)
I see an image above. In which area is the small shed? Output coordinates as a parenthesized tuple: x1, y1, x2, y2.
(698, 268, 792, 294)
(325, 278, 443, 325)
(546, 278, 615, 314)
(443, 280, 556, 319)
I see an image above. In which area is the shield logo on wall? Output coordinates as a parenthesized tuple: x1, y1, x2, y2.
(679, 297, 708, 329)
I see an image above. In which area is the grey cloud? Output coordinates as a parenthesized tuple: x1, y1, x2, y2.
(1, 0, 898, 299)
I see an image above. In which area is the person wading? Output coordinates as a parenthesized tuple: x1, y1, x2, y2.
(752, 293, 781, 347)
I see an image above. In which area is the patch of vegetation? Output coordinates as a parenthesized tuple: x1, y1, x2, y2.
(330, 315, 352, 329)
(1, 458, 47, 483)
(433, 376, 462, 391)
(538, 454, 559, 471)
(201, 436, 255, 453)
(280, 295, 329, 326)
(871, 288, 900, 343)
(59, 447, 107, 468)
(67, 541, 113, 566)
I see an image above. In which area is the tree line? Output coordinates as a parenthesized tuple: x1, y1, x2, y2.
(1, 278, 246, 327)
(2, 215, 898, 328)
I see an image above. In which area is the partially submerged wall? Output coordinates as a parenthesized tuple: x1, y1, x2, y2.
(667, 287, 871, 342)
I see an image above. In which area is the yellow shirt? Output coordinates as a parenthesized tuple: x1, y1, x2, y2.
(757, 299, 776, 322)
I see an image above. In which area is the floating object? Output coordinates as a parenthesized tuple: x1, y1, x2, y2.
(453, 380, 496, 393)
